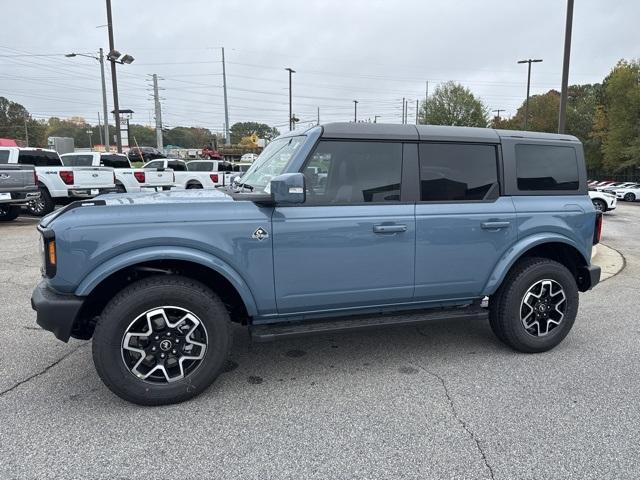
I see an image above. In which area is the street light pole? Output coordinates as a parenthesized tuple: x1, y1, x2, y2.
(106, 0, 122, 152)
(517, 58, 543, 130)
(221, 47, 230, 145)
(353, 100, 358, 122)
(98, 48, 109, 151)
(286, 68, 295, 131)
(558, 0, 574, 133)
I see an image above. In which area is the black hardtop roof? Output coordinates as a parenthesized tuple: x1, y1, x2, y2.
(316, 122, 579, 143)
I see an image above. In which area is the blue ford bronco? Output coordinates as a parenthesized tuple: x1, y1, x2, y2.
(31, 123, 602, 405)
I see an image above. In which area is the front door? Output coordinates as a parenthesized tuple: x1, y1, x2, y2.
(272, 140, 415, 315)
(414, 142, 517, 301)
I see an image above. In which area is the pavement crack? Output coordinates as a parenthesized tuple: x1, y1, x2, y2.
(0, 343, 88, 398)
(417, 365, 496, 480)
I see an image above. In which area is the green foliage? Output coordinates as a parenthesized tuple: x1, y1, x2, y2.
(421, 81, 489, 127)
(0, 96, 46, 146)
(229, 122, 280, 144)
(600, 60, 640, 171)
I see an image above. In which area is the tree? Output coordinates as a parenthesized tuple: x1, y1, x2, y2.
(0, 96, 46, 146)
(600, 60, 640, 172)
(229, 122, 279, 144)
(421, 81, 488, 127)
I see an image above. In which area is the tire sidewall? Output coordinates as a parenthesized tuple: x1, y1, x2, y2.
(93, 278, 230, 405)
(27, 187, 54, 216)
(592, 199, 606, 212)
(625, 193, 635, 202)
(0, 205, 20, 221)
(502, 261, 579, 352)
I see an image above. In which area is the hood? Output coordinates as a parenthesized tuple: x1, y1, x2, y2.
(40, 188, 247, 229)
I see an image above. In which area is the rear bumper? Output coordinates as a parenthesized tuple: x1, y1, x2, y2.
(0, 190, 40, 205)
(68, 187, 117, 198)
(578, 264, 601, 292)
(31, 280, 84, 342)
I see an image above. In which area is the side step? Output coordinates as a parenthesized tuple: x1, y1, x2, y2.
(250, 306, 488, 342)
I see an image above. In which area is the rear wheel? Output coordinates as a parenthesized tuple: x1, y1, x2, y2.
(26, 187, 54, 216)
(0, 205, 20, 221)
(92, 276, 231, 405)
(592, 198, 607, 212)
(624, 192, 636, 202)
(489, 257, 578, 353)
(186, 183, 203, 189)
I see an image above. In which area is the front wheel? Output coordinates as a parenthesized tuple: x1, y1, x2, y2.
(92, 276, 231, 405)
(0, 205, 20, 221)
(489, 257, 579, 353)
(592, 198, 607, 212)
(624, 192, 636, 202)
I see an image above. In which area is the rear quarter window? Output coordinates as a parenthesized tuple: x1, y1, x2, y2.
(101, 155, 130, 168)
(516, 144, 579, 191)
(18, 151, 62, 167)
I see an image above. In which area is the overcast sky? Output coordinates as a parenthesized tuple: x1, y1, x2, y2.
(1, 0, 638, 134)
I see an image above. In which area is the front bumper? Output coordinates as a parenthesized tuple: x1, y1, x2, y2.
(31, 280, 84, 342)
(68, 187, 117, 198)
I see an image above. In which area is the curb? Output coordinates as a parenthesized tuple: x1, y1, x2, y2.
(591, 243, 625, 282)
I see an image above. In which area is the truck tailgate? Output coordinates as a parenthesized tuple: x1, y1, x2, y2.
(0, 165, 35, 192)
(72, 167, 115, 188)
(143, 169, 174, 187)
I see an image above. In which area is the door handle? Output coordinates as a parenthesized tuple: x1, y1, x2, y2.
(373, 224, 407, 234)
(481, 221, 511, 230)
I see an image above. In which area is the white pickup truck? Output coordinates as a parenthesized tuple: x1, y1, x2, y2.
(0, 147, 116, 216)
(61, 152, 174, 193)
(143, 158, 221, 189)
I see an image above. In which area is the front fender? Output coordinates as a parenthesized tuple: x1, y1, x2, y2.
(74, 246, 258, 316)
(481, 233, 589, 296)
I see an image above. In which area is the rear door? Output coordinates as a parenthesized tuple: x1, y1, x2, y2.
(414, 142, 516, 301)
(272, 140, 416, 315)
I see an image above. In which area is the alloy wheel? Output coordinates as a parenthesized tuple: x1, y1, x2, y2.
(121, 306, 208, 383)
(520, 279, 566, 337)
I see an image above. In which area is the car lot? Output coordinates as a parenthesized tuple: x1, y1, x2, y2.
(0, 206, 638, 479)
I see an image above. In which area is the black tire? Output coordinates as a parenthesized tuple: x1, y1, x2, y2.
(92, 275, 231, 406)
(592, 199, 607, 212)
(488, 257, 579, 353)
(0, 205, 20, 221)
(186, 183, 203, 189)
(26, 186, 55, 216)
(624, 192, 636, 202)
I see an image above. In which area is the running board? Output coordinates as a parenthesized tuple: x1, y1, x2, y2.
(250, 306, 488, 342)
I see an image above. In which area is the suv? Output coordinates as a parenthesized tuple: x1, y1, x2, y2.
(31, 123, 601, 405)
(128, 146, 165, 163)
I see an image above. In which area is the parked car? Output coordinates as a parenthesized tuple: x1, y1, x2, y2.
(201, 145, 223, 160)
(61, 152, 174, 193)
(0, 147, 115, 216)
(588, 190, 616, 212)
(145, 158, 225, 189)
(614, 185, 640, 202)
(128, 146, 166, 163)
(0, 160, 39, 221)
(31, 123, 601, 405)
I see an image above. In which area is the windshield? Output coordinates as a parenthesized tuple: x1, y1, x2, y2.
(237, 136, 305, 192)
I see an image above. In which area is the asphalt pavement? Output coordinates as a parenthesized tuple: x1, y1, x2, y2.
(0, 205, 638, 479)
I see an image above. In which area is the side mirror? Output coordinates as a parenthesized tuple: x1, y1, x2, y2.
(270, 173, 305, 204)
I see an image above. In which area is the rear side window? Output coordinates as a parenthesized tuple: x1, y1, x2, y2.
(61, 155, 93, 167)
(516, 144, 579, 191)
(0, 151, 9, 164)
(101, 155, 130, 168)
(419, 143, 498, 201)
(303, 141, 402, 204)
(187, 161, 214, 172)
(18, 150, 62, 167)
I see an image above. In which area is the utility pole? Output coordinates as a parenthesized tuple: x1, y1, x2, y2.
(105, 0, 122, 152)
(353, 100, 358, 122)
(558, 0, 574, 133)
(152, 74, 163, 151)
(415, 99, 419, 125)
(98, 48, 109, 151)
(24, 120, 29, 147)
(517, 58, 543, 130)
(401, 97, 405, 124)
(221, 47, 230, 145)
(424, 81, 429, 125)
(317, 107, 320, 125)
(98, 112, 103, 146)
(492, 109, 505, 120)
(286, 67, 295, 131)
